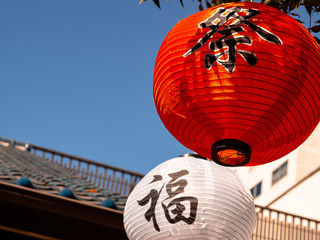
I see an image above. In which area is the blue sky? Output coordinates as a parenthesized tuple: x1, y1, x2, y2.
(0, 0, 198, 174)
(1, 1, 317, 174)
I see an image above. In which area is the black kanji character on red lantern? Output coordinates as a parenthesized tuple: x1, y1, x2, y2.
(137, 170, 198, 232)
(183, 6, 282, 73)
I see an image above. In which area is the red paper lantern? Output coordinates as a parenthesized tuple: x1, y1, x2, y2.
(153, 2, 320, 166)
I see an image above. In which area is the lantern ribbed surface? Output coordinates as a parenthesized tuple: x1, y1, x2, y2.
(124, 155, 256, 240)
(153, 2, 320, 166)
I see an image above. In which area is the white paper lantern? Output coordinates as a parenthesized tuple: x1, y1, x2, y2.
(124, 154, 256, 240)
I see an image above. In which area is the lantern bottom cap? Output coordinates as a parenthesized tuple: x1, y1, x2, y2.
(211, 139, 252, 167)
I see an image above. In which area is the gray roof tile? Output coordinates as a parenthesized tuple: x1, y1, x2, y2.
(0, 143, 126, 211)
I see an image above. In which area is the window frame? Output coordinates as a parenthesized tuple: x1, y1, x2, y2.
(272, 160, 288, 185)
(250, 181, 262, 199)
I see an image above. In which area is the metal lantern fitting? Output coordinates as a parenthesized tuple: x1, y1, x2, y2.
(153, 2, 320, 166)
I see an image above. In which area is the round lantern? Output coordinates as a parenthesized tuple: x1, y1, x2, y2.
(124, 154, 256, 240)
(153, 2, 320, 166)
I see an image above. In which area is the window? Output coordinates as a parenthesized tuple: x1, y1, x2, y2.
(250, 181, 262, 199)
(272, 161, 288, 185)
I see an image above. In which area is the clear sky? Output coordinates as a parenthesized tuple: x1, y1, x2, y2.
(1, 1, 317, 174)
(0, 0, 198, 174)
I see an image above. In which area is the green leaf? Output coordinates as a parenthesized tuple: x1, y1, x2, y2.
(309, 25, 320, 33)
(288, 4, 296, 12)
(304, 0, 313, 16)
(153, 0, 160, 8)
(290, 13, 300, 17)
(214, 0, 221, 6)
(305, 5, 312, 16)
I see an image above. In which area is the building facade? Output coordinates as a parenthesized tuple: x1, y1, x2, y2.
(234, 124, 320, 221)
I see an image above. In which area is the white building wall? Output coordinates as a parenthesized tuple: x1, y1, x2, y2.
(234, 151, 297, 206)
(234, 124, 320, 219)
(269, 171, 320, 220)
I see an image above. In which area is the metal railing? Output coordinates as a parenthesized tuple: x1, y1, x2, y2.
(28, 144, 144, 196)
(0, 137, 30, 149)
(253, 206, 320, 240)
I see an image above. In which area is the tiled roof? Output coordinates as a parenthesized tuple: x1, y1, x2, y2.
(0, 143, 128, 211)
